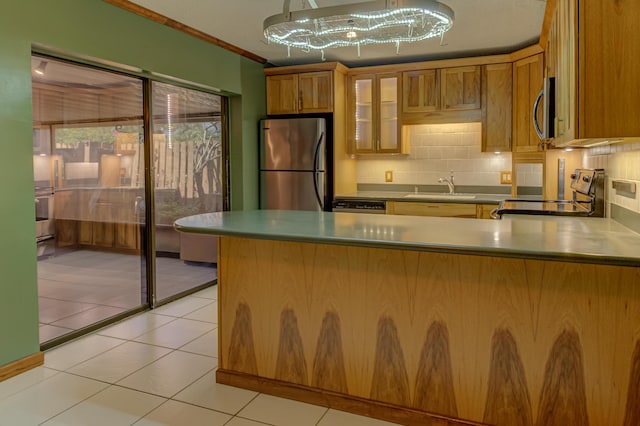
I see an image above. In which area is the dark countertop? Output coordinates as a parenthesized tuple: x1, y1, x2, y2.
(175, 210, 640, 267)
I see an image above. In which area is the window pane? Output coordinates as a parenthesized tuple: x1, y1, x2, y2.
(32, 56, 146, 345)
(151, 82, 222, 301)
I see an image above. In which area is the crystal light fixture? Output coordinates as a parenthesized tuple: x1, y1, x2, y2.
(263, 0, 454, 54)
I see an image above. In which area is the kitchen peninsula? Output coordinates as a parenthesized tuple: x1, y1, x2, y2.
(176, 210, 640, 426)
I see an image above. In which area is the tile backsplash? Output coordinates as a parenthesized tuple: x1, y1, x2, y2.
(356, 123, 514, 188)
(584, 142, 640, 216)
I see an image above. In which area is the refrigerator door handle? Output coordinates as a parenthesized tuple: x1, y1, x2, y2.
(313, 172, 323, 210)
(313, 132, 324, 210)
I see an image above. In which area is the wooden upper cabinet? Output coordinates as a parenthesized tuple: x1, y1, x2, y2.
(551, 0, 576, 144)
(441, 66, 481, 111)
(545, 0, 640, 145)
(402, 69, 439, 113)
(512, 54, 544, 152)
(580, 0, 640, 139)
(482, 63, 512, 152)
(298, 71, 333, 113)
(266, 74, 298, 115)
(266, 71, 333, 115)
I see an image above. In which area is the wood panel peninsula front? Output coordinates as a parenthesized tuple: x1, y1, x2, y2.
(175, 210, 640, 426)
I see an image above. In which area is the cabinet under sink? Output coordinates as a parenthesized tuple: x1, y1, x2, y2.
(403, 193, 476, 200)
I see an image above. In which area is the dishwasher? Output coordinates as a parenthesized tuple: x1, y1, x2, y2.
(332, 199, 387, 214)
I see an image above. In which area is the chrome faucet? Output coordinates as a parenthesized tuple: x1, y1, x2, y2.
(438, 171, 456, 194)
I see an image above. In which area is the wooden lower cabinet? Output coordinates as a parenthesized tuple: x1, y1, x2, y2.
(476, 204, 498, 219)
(217, 236, 640, 426)
(92, 203, 115, 247)
(77, 220, 139, 250)
(54, 219, 77, 248)
(114, 209, 139, 250)
(114, 222, 139, 250)
(78, 220, 93, 245)
(53, 189, 141, 251)
(386, 201, 496, 219)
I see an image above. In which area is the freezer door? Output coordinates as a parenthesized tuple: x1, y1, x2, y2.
(260, 171, 325, 211)
(260, 118, 325, 171)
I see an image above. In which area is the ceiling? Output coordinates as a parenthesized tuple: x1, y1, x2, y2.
(126, 0, 547, 67)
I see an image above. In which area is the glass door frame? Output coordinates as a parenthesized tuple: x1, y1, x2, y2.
(146, 81, 229, 308)
(33, 51, 229, 348)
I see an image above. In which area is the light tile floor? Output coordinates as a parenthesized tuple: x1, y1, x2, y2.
(0, 286, 400, 426)
(37, 249, 217, 343)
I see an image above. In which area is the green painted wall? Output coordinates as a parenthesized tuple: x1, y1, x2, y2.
(231, 58, 265, 211)
(0, 0, 264, 367)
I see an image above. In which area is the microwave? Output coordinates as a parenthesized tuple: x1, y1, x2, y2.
(533, 77, 555, 140)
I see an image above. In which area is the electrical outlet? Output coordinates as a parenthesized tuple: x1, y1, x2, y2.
(385, 170, 393, 182)
(500, 171, 512, 184)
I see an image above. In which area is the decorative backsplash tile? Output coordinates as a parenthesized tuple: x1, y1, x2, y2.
(584, 142, 640, 216)
(356, 123, 516, 188)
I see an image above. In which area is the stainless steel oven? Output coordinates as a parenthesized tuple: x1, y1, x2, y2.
(35, 186, 55, 256)
(493, 169, 605, 219)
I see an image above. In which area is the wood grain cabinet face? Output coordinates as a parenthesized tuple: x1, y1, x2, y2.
(512, 54, 544, 152)
(552, 0, 576, 144)
(298, 71, 333, 113)
(386, 201, 477, 218)
(579, 0, 640, 139)
(387, 201, 497, 219)
(476, 203, 498, 219)
(114, 224, 138, 250)
(402, 69, 440, 113)
(266, 74, 299, 115)
(53, 191, 78, 247)
(546, 0, 640, 144)
(68, 190, 141, 251)
(482, 63, 513, 152)
(266, 71, 333, 115)
(441, 66, 481, 111)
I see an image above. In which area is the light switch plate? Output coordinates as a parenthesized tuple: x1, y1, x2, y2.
(500, 171, 512, 184)
(385, 170, 393, 182)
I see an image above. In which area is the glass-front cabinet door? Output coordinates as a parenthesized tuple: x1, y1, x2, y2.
(351, 75, 374, 153)
(348, 73, 400, 154)
(377, 74, 399, 153)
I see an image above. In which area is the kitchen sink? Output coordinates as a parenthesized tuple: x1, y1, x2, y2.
(403, 193, 476, 200)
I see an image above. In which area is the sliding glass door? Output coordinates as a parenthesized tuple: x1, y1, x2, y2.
(151, 82, 222, 302)
(32, 54, 225, 346)
(32, 56, 147, 345)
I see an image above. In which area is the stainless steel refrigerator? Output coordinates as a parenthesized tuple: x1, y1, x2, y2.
(259, 117, 329, 211)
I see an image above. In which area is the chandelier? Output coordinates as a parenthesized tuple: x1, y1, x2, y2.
(263, 0, 454, 55)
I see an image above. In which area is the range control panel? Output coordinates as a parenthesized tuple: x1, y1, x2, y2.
(570, 169, 603, 196)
